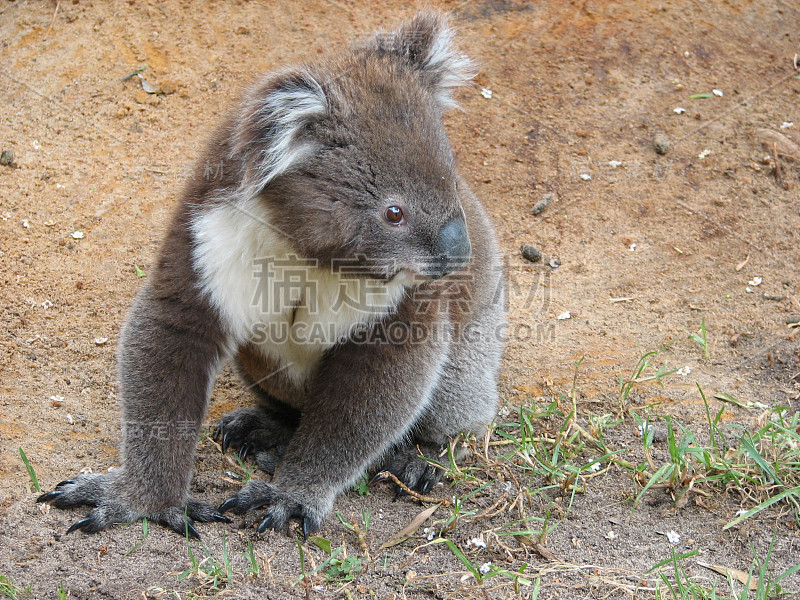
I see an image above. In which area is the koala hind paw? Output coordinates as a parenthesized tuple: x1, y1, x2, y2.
(378, 444, 447, 496)
(212, 407, 294, 471)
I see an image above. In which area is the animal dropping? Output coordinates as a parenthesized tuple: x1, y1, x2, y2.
(38, 12, 505, 538)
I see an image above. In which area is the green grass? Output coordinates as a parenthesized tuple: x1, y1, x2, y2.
(18, 448, 40, 493)
(178, 530, 232, 592)
(686, 317, 710, 358)
(437, 482, 486, 535)
(0, 575, 31, 600)
(429, 536, 535, 595)
(295, 535, 363, 585)
(651, 549, 719, 599)
(493, 394, 622, 506)
(243, 541, 260, 578)
(651, 537, 800, 599)
(620, 389, 800, 525)
(618, 351, 680, 404)
(123, 518, 149, 556)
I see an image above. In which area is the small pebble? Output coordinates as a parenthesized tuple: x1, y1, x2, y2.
(548, 258, 561, 268)
(531, 194, 553, 215)
(159, 80, 178, 95)
(520, 244, 542, 263)
(640, 425, 667, 443)
(787, 315, 800, 325)
(0, 150, 14, 166)
(654, 133, 670, 155)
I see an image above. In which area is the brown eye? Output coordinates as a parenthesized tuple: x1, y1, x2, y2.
(384, 205, 404, 225)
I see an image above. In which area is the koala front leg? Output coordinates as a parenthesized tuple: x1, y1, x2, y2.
(381, 321, 503, 494)
(38, 284, 231, 536)
(219, 314, 450, 536)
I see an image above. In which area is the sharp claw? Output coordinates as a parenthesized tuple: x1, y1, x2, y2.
(218, 497, 238, 514)
(65, 517, 92, 535)
(212, 512, 232, 523)
(419, 479, 433, 495)
(37, 490, 62, 503)
(393, 485, 405, 501)
(238, 444, 250, 460)
(56, 479, 75, 488)
(212, 424, 222, 442)
(222, 431, 232, 453)
(256, 514, 276, 533)
(301, 517, 312, 539)
(185, 521, 201, 539)
(369, 471, 389, 485)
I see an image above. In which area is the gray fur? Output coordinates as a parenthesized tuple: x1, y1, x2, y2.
(39, 11, 505, 537)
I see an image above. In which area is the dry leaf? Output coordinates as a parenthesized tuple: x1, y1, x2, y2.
(515, 534, 557, 561)
(735, 254, 749, 272)
(381, 503, 439, 548)
(698, 561, 758, 590)
(755, 129, 800, 161)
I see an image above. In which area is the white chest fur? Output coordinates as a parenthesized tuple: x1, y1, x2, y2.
(190, 197, 408, 382)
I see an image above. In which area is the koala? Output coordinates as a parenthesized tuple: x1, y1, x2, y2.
(38, 11, 505, 538)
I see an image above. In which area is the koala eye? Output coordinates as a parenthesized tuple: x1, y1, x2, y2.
(384, 205, 405, 225)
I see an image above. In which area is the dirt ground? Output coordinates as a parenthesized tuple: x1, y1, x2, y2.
(1, 1, 799, 598)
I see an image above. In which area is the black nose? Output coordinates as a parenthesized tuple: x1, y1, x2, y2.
(430, 218, 471, 279)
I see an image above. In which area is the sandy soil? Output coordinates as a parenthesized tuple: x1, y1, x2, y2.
(1, 1, 799, 598)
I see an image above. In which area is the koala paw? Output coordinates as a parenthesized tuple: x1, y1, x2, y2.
(212, 407, 295, 472)
(377, 444, 446, 496)
(37, 473, 230, 537)
(218, 480, 324, 538)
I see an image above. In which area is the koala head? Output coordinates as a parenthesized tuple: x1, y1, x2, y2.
(230, 11, 475, 282)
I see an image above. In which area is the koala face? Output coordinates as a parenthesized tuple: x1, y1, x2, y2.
(265, 83, 471, 282)
(230, 12, 474, 282)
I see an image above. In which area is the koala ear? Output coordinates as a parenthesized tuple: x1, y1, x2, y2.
(232, 69, 327, 199)
(373, 11, 475, 109)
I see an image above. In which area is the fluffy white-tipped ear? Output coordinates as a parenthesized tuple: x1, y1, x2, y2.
(372, 11, 475, 108)
(232, 69, 327, 199)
